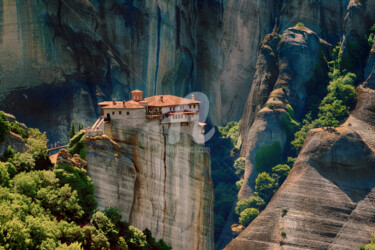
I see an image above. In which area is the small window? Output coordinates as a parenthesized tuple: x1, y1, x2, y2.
(119, 111, 122, 115)
(127, 112, 130, 115)
(112, 112, 115, 115)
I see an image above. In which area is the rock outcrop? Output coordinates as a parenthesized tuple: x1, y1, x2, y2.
(84, 120, 214, 250)
(238, 26, 327, 199)
(0, 0, 362, 142)
(226, 14, 375, 249)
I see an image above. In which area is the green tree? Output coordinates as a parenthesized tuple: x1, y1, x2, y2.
(82, 225, 110, 250)
(0, 163, 10, 187)
(90, 211, 119, 246)
(68, 132, 87, 159)
(239, 208, 259, 227)
(37, 184, 84, 222)
(235, 196, 265, 216)
(78, 123, 84, 131)
(255, 142, 282, 173)
(10, 152, 35, 172)
(233, 157, 246, 176)
(236, 179, 243, 190)
(0, 111, 10, 142)
(1, 145, 15, 162)
(69, 122, 76, 140)
(255, 172, 277, 202)
(271, 164, 291, 184)
(54, 163, 97, 218)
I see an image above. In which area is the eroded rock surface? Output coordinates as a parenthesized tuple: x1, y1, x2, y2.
(85, 121, 214, 250)
(0, 0, 360, 142)
(226, 24, 375, 250)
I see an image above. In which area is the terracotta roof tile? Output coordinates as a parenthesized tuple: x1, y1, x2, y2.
(100, 94, 200, 109)
(144, 95, 200, 107)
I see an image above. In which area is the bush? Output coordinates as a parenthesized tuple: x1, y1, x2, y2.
(54, 163, 97, 218)
(10, 152, 35, 172)
(235, 196, 265, 216)
(67, 132, 87, 159)
(296, 22, 305, 28)
(272, 164, 291, 184)
(90, 211, 119, 246)
(218, 120, 241, 148)
(255, 172, 277, 202)
(9, 121, 27, 139)
(291, 73, 356, 153)
(255, 142, 282, 173)
(236, 179, 243, 190)
(233, 157, 246, 176)
(0, 163, 10, 187)
(0, 111, 10, 142)
(1, 146, 15, 162)
(239, 208, 259, 227)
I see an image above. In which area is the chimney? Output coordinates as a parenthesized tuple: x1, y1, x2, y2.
(112, 98, 116, 105)
(160, 96, 164, 102)
(191, 94, 195, 100)
(122, 100, 126, 107)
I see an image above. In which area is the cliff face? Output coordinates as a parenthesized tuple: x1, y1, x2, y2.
(226, 81, 375, 250)
(0, 0, 359, 142)
(84, 120, 214, 250)
(238, 26, 326, 199)
(225, 1, 375, 247)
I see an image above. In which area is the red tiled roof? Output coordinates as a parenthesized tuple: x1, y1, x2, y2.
(131, 89, 143, 93)
(100, 94, 200, 109)
(144, 95, 200, 107)
(101, 100, 144, 109)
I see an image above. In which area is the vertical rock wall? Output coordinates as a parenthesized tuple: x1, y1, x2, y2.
(85, 120, 214, 250)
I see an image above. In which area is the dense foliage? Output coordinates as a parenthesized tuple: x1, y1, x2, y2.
(255, 142, 282, 173)
(208, 122, 241, 240)
(0, 119, 170, 249)
(67, 131, 87, 159)
(239, 208, 259, 227)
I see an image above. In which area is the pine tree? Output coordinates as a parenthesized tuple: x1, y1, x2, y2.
(69, 122, 76, 139)
(78, 123, 84, 131)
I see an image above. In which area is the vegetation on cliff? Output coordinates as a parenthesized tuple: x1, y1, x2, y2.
(0, 114, 171, 249)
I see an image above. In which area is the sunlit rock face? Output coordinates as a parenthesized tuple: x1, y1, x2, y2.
(226, 85, 375, 249)
(85, 120, 214, 250)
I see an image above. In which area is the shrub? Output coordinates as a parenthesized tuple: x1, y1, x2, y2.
(54, 163, 97, 218)
(3, 162, 16, 178)
(291, 73, 356, 153)
(0, 163, 10, 187)
(235, 196, 265, 216)
(81, 225, 110, 250)
(9, 121, 27, 139)
(255, 172, 277, 202)
(67, 132, 87, 159)
(281, 231, 287, 239)
(1, 146, 15, 162)
(239, 208, 259, 227)
(296, 22, 305, 28)
(90, 211, 119, 246)
(272, 164, 291, 184)
(0, 112, 10, 142)
(236, 179, 243, 190)
(218, 120, 241, 148)
(69, 122, 76, 140)
(255, 142, 282, 173)
(10, 152, 35, 172)
(233, 157, 246, 176)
